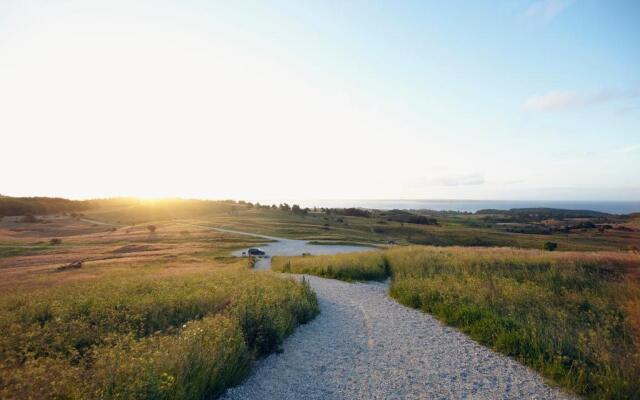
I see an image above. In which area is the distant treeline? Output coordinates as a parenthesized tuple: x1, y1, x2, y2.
(379, 209, 438, 225)
(476, 207, 612, 221)
(0, 195, 92, 217)
(0, 196, 243, 218)
(325, 208, 371, 218)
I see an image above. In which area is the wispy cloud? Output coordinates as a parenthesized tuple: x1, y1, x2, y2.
(526, 0, 575, 20)
(616, 143, 640, 154)
(523, 89, 639, 112)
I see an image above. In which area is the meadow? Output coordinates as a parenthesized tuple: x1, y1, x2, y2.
(55, 196, 639, 252)
(274, 247, 640, 399)
(2, 197, 640, 398)
(0, 215, 318, 399)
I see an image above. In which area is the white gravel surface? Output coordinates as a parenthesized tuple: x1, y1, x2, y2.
(208, 227, 573, 399)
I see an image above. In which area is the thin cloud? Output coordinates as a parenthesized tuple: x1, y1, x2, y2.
(616, 143, 640, 154)
(526, 0, 575, 20)
(523, 89, 639, 112)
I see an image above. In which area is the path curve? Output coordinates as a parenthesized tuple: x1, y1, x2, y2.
(209, 227, 572, 399)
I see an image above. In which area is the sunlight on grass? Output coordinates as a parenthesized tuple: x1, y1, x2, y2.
(274, 246, 640, 399)
(0, 265, 319, 399)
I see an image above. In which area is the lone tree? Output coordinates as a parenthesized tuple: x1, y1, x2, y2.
(147, 225, 157, 233)
(544, 241, 558, 251)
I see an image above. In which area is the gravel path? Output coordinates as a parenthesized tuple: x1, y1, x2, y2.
(224, 277, 571, 399)
(214, 228, 572, 399)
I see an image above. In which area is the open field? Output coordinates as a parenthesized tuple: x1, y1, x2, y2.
(57, 198, 639, 253)
(1, 197, 640, 398)
(0, 215, 318, 399)
(4, 196, 637, 252)
(274, 247, 640, 399)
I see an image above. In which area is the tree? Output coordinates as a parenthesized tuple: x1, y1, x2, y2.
(544, 242, 558, 251)
(291, 204, 307, 215)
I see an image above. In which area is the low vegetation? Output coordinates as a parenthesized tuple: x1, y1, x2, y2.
(0, 195, 91, 217)
(2, 195, 638, 252)
(2, 196, 639, 398)
(0, 265, 319, 399)
(275, 246, 640, 399)
(273, 252, 388, 282)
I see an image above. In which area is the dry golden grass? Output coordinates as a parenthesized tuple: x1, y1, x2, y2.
(0, 217, 265, 291)
(0, 216, 320, 399)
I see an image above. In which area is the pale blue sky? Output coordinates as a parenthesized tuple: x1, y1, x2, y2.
(1, 0, 638, 200)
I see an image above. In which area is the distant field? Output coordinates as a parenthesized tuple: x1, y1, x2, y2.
(0, 215, 319, 399)
(3, 196, 636, 252)
(74, 200, 640, 253)
(275, 247, 640, 399)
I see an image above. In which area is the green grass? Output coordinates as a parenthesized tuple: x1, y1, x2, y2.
(306, 240, 376, 247)
(0, 265, 319, 399)
(0, 244, 50, 258)
(80, 200, 640, 252)
(272, 252, 388, 282)
(274, 246, 640, 399)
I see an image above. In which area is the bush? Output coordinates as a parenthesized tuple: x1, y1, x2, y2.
(147, 225, 157, 233)
(544, 241, 558, 251)
(19, 214, 39, 223)
(49, 238, 62, 245)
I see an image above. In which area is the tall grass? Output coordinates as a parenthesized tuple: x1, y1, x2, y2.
(272, 252, 387, 281)
(0, 266, 319, 399)
(274, 246, 640, 399)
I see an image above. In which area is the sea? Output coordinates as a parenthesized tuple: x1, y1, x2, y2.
(256, 200, 640, 215)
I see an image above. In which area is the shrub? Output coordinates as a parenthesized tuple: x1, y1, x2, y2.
(147, 225, 157, 233)
(544, 241, 558, 251)
(49, 238, 62, 245)
(19, 214, 39, 223)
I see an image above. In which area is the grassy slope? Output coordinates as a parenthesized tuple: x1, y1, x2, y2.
(275, 247, 640, 399)
(3, 201, 639, 398)
(0, 244, 50, 258)
(74, 200, 640, 252)
(0, 216, 319, 399)
(0, 263, 319, 399)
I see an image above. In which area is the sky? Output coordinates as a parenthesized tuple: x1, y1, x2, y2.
(1, 0, 639, 201)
